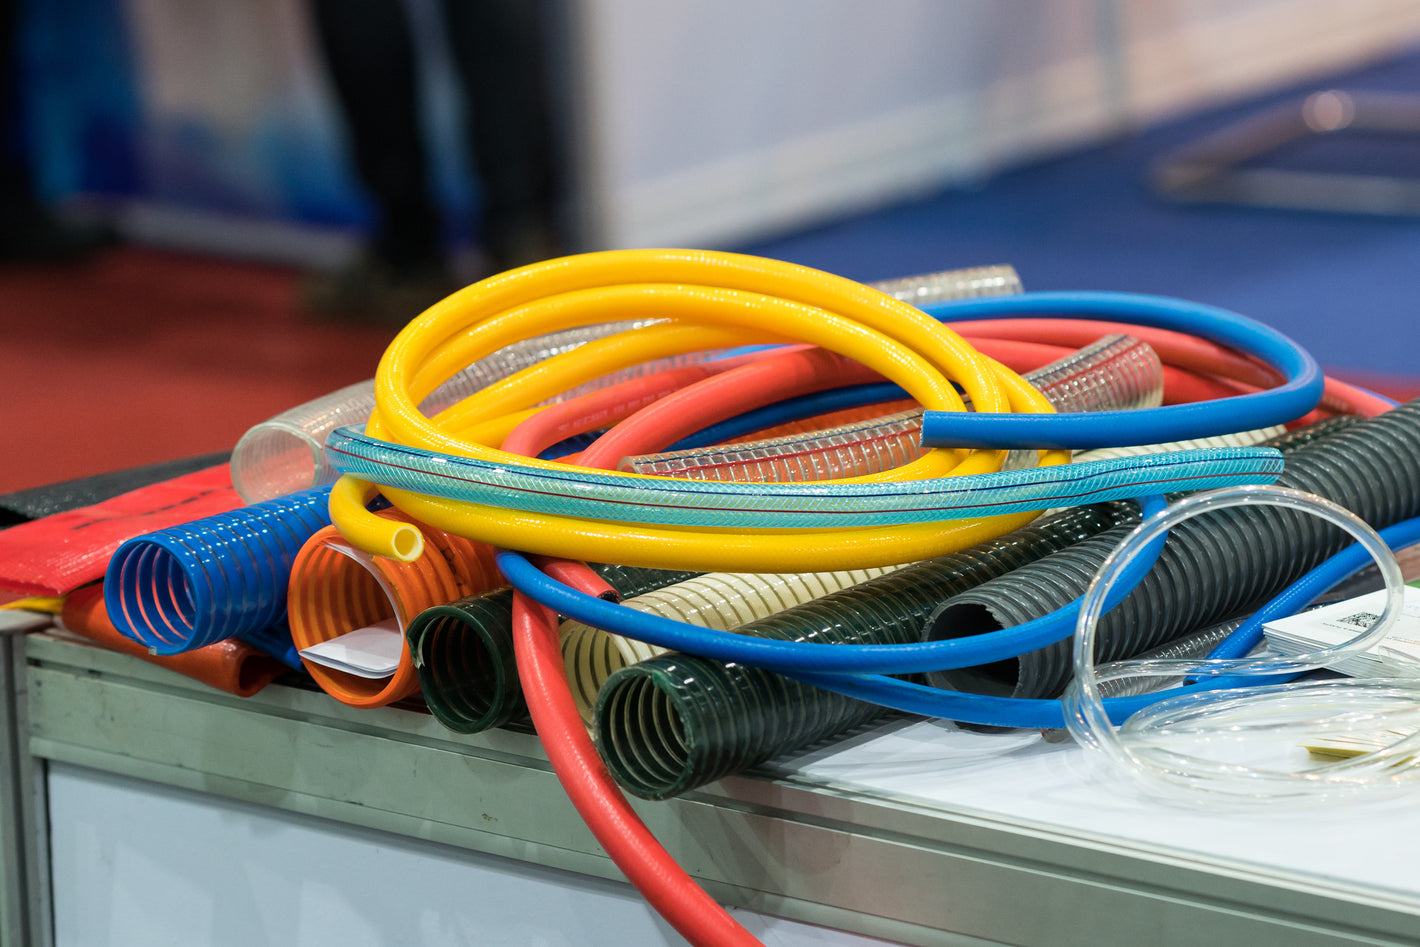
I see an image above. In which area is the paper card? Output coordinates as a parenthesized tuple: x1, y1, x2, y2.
(299, 618, 403, 679)
(1263, 584, 1420, 678)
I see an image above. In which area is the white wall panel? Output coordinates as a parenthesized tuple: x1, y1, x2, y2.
(574, 0, 1420, 247)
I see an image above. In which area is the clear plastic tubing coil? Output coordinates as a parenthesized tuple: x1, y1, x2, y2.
(1092, 618, 1245, 700)
(622, 333, 1162, 482)
(231, 264, 1022, 503)
(561, 567, 899, 725)
(406, 563, 701, 734)
(593, 503, 1132, 800)
(1065, 483, 1418, 803)
(105, 486, 331, 658)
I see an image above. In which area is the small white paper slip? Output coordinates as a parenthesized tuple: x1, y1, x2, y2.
(299, 618, 402, 679)
(1263, 584, 1420, 678)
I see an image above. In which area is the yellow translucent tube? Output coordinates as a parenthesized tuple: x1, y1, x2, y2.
(331, 249, 1065, 569)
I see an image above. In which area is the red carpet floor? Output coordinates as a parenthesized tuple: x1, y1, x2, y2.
(1, 247, 398, 494)
(4, 245, 1417, 497)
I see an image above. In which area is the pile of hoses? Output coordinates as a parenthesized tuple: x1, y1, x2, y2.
(309, 248, 1409, 947)
(89, 243, 1419, 947)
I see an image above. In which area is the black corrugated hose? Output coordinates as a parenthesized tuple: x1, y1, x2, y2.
(925, 408, 1420, 700)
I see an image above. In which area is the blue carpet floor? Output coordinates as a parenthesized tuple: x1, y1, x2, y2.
(741, 46, 1420, 383)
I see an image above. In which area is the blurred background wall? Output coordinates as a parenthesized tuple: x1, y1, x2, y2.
(579, 0, 1420, 246)
(17, 0, 1420, 260)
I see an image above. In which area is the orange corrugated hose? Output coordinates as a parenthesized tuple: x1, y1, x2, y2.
(288, 509, 501, 707)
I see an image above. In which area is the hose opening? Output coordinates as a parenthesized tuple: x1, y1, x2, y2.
(597, 669, 694, 800)
(925, 602, 1019, 696)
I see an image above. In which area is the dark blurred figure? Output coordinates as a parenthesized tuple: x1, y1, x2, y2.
(0, 0, 112, 262)
(307, 0, 565, 321)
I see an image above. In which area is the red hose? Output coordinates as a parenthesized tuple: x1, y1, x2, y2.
(579, 347, 880, 468)
(499, 351, 781, 458)
(511, 592, 762, 947)
(503, 358, 766, 945)
(527, 555, 618, 601)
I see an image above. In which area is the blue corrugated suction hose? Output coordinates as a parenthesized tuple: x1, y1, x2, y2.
(104, 487, 331, 666)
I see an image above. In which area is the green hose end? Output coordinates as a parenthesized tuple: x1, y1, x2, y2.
(407, 592, 526, 733)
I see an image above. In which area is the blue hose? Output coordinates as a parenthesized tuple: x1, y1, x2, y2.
(105, 487, 330, 666)
(748, 518, 1420, 729)
(499, 501, 1420, 730)
(917, 291, 1323, 449)
(495, 496, 1172, 676)
(1206, 516, 1420, 661)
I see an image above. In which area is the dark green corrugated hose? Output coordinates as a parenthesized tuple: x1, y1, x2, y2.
(409, 563, 699, 733)
(593, 503, 1132, 800)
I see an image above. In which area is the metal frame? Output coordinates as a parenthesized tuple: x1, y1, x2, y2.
(0, 619, 51, 947)
(1151, 90, 1420, 216)
(17, 631, 1420, 946)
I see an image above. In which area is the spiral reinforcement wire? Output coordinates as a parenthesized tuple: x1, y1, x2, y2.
(562, 568, 900, 725)
(105, 487, 332, 659)
(286, 511, 503, 707)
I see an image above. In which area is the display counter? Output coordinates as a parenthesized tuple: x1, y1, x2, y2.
(8, 628, 1420, 946)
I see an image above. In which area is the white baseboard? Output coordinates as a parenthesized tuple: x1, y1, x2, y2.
(605, 0, 1420, 249)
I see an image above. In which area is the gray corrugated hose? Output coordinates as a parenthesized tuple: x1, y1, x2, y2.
(926, 410, 1420, 700)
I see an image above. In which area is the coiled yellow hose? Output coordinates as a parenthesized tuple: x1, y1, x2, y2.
(330, 249, 1066, 571)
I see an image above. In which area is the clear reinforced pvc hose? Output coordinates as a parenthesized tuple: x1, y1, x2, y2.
(232, 264, 1022, 503)
(561, 566, 898, 725)
(232, 323, 657, 502)
(622, 334, 1162, 481)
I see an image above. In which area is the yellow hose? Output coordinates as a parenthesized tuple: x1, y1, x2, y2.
(330, 249, 1066, 569)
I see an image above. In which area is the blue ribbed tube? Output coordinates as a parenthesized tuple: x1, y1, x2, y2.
(105, 487, 331, 660)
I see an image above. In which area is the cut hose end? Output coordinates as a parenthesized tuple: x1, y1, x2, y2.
(388, 524, 424, 562)
(594, 663, 698, 801)
(328, 475, 425, 561)
(230, 423, 326, 504)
